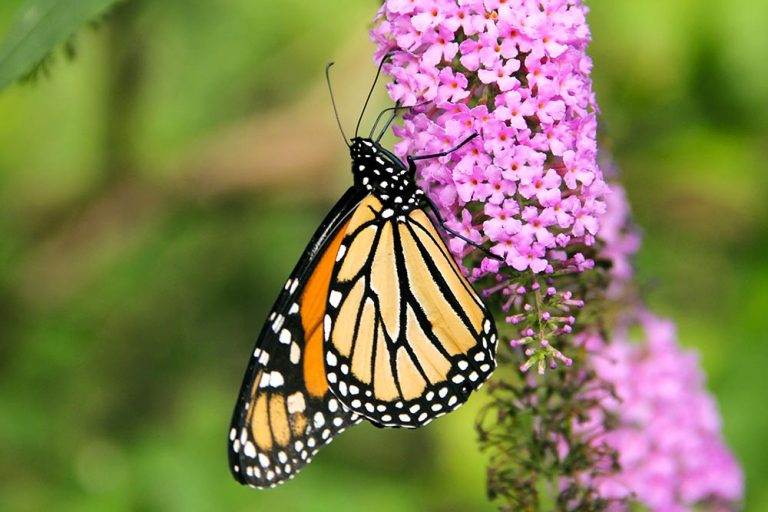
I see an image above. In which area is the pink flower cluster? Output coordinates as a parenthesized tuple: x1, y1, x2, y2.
(576, 313, 743, 512)
(568, 178, 743, 510)
(370, 4, 744, 508)
(371, 0, 606, 274)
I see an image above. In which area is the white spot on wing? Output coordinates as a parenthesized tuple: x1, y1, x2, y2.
(329, 290, 342, 308)
(336, 245, 347, 261)
(287, 392, 306, 414)
(269, 371, 284, 388)
(272, 315, 285, 333)
(289, 342, 301, 364)
(323, 314, 332, 340)
(279, 329, 291, 344)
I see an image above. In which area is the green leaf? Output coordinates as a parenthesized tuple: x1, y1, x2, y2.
(0, 0, 123, 91)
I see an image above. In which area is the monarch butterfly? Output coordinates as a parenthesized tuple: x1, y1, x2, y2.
(228, 60, 499, 488)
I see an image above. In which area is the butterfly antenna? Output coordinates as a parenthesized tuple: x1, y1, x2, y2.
(354, 53, 390, 138)
(326, 62, 350, 148)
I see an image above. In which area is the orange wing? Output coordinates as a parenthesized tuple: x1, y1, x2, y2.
(228, 188, 364, 488)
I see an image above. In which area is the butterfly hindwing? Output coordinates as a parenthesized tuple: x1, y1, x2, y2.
(228, 187, 366, 488)
(322, 194, 498, 428)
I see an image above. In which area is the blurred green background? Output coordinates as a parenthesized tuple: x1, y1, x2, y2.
(0, 1, 765, 511)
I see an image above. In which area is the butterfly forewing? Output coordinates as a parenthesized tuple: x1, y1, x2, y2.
(229, 130, 499, 488)
(321, 143, 498, 428)
(228, 187, 366, 488)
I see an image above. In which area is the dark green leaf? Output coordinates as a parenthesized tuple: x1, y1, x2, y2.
(0, 0, 123, 90)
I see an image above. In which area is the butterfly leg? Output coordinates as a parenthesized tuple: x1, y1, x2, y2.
(406, 133, 479, 163)
(406, 134, 502, 261)
(423, 195, 504, 261)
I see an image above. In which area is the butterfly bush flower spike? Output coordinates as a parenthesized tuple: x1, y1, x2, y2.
(373, 0, 606, 372)
(373, 2, 743, 509)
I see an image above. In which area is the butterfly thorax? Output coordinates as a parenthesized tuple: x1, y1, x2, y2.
(350, 137, 424, 213)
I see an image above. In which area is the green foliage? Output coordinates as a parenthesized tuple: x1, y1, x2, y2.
(0, 0, 766, 510)
(477, 270, 619, 512)
(0, 0, 124, 90)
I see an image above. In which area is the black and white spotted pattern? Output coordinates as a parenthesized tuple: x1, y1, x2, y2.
(350, 138, 425, 213)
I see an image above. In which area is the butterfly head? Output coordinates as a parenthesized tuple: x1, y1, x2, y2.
(349, 137, 375, 160)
